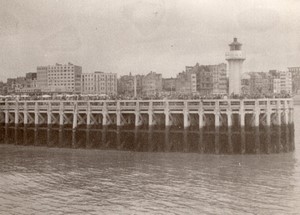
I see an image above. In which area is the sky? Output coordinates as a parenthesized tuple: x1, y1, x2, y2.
(0, 0, 300, 81)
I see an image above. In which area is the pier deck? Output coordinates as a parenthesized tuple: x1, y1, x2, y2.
(0, 98, 294, 128)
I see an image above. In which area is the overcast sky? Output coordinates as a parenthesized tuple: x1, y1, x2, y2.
(0, 0, 300, 81)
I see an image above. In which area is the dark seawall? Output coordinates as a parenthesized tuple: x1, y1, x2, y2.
(0, 124, 294, 154)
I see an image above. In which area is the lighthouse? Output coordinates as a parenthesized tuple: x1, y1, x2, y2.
(225, 38, 246, 95)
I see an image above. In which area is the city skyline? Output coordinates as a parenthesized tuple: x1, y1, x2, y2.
(1, 0, 300, 81)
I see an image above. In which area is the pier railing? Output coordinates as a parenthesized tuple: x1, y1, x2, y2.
(0, 98, 294, 128)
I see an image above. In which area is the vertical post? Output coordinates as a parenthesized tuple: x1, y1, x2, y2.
(183, 128, 188, 152)
(215, 126, 220, 154)
(47, 127, 51, 146)
(4, 101, 9, 124)
(165, 101, 171, 127)
(241, 127, 245, 154)
(165, 126, 171, 151)
(34, 102, 39, 125)
(266, 126, 271, 154)
(14, 124, 18, 145)
(288, 99, 294, 124)
(86, 102, 91, 126)
(215, 113, 220, 127)
(149, 101, 154, 126)
(116, 101, 121, 126)
(277, 100, 281, 125)
(72, 102, 78, 129)
(102, 113, 107, 126)
(198, 101, 204, 128)
(72, 130, 76, 148)
(198, 128, 204, 153)
(266, 100, 271, 126)
(102, 101, 108, 126)
(135, 101, 141, 127)
(254, 100, 260, 127)
(255, 127, 260, 154)
(227, 111, 232, 127)
(135, 112, 141, 126)
(47, 102, 51, 125)
(215, 101, 220, 127)
(58, 127, 63, 146)
(240, 100, 245, 127)
(5, 110, 9, 124)
(283, 100, 289, 125)
(116, 126, 121, 149)
(199, 112, 204, 129)
(183, 101, 190, 128)
(24, 102, 28, 125)
(228, 126, 233, 154)
(59, 102, 64, 126)
(14, 101, 19, 124)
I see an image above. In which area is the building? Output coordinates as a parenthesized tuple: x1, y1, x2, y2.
(273, 78, 281, 94)
(175, 69, 196, 94)
(225, 38, 246, 95)
(118, 73, 143, 97)
(269, 70, 281, 94)
(6, 78, 17, 94)
(81, 71, 117, 95)
(142, 71, 162, 96)
(241, 73, 250, 95)
(279, 71, 292, 94)
(14, 77, 26, 93)
(37, 62, 82, 93)
(36, 66, 48, 91)
(288, 67, 300, 94)
(162, 78, 176, 92)
(0, 81, 4, 95)
(247, 72, 272, 95)
(189, 64, 213, 95)
(210, 63, 227, 95)
(25, 72, 37, 88)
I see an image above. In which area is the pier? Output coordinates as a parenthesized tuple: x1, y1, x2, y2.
(0, 98, 294, 128)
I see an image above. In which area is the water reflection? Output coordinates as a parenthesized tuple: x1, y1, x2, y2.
(0, 124, 295, 154)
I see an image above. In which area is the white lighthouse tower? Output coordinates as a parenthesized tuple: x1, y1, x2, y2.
(225, 38, 246, 95)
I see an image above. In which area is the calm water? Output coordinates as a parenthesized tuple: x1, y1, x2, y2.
(0, 107, 299, 214)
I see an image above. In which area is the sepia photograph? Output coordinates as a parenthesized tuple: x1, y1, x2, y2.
(0, 0, 299, 214)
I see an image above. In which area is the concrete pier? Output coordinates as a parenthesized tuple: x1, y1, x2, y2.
(0, 98, 293, 129)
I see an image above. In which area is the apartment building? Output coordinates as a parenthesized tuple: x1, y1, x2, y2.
(37, 62, 82, 93)
(81, 71, 117, 95)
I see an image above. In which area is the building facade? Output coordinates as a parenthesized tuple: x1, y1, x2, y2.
(175, 69, 197, 94)
(142, 71, 162, 96)
(36, 66, 48, 91)
(288, 67, 300, 94)
(211, 63, 227, 95)
(162, 78, 176, 92)
(36, 62, 82, 93)
(6, 78, 16, 94)
(187, 63, 227, 95)
(248, 72, 272, 96)
(279, 71, 292, 94)
(0, 81, 5, 95)
(81, 71, 117, 95)
(118, 73, 143, 97)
